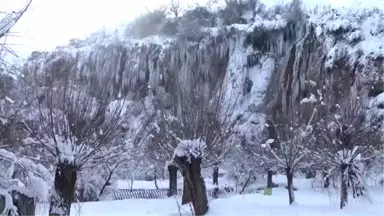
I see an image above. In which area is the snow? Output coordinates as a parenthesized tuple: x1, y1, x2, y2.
(0, 12, 17, 37)
(27, 171, 50, 202)
(5, 96, 14, 104)
(228, 14, 287, 34)
(300, 94, 317, 104)
(0, 148, 52, 215)
(337, 146, 361, 164)
(173, 139, 207, 161)
(54, 135, 76, 163)
(310, 7, 384, 75)
(34, 185, 384, 216)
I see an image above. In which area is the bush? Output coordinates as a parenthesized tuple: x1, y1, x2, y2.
(219, 0, 249, 25)
(126, 9, 167, 38)
(76, 165, 116, 202)
(160, 18, 179, 36)
(177, 6, 215, 41)
(283, 0, 305, 23)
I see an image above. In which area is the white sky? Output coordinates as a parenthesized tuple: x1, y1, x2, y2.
(1, 0, 383, 60)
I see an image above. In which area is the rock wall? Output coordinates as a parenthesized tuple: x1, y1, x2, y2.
(23, 7, 384, 128)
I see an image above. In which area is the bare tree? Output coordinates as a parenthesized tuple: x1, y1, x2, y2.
(207, 0, 219, 8)
(309, 91, 382, 209)
(169, 0, 182, 18)
(23, 65, 126, 216)
(144, 74, 237, 214)
(0, 0, 33, 147)
(233, 116, 274, 192)
(262, 114, 310, 204)
(0, 0, 32, 71)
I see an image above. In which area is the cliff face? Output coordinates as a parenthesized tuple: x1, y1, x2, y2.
(23, 7, 384, 129)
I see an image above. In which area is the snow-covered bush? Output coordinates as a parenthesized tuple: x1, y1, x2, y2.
(0, 149, 52, 215)
(125, 8, 168, 39)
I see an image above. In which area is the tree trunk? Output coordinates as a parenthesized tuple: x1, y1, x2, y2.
(182, 177, 193, 205)
(340, 164, 348, 209)
(49, 161, 77, 216)
(239, 174, 253, 194)
(98, 167, 116, 200)
(212, 166, 219, 199)
(267, 169, 273, 188)
(189, 158, 209, 216)
(176, 156, 208, 215)
(154, 167, 159, 190)
(12, 191, 35, 216)
(286, 168, 295, 205)
(167, 164, 178, 197)
(322, 167, 330, 188)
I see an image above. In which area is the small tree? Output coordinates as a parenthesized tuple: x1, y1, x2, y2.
(262, 114, 310, 205)
(125, 7, 168, 38)
(233, 115, 272, 193)
(309, 93, 382, 209)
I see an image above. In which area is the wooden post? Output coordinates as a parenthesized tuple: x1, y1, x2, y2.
(12, 191, 35, 216)
(0, 189, 35, 215)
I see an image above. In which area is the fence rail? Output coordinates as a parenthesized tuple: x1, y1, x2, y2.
(113, 189, 183, 200)
(113, 187, 234, 200)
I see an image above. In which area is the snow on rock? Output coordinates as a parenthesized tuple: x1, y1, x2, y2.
(173, 139, 207, 162)
(300, 94, 317, 104)
(228, 14, 287, 33)
(310, 7, 384, 79)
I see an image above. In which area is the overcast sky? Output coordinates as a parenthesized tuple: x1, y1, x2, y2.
(1, 0, 383, 60)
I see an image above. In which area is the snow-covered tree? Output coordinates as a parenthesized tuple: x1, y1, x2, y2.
(145, 78, 236, 201)
(231, 114, 272, 193)
(172, 139, 209, 215)
(22, 66, 127, 216)
(309, 92, 382, 209)
(261, 114, 310, 205)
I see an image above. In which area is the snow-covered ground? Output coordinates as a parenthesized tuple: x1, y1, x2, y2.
(113, 174, 381, 191)
(35, 186, 384, 216)
(34, 175, 384, 216)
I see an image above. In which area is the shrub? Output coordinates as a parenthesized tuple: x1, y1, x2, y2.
(219, 0, 248, 25)
(177, 6, 215, 41)
(126, 9, 167, 38)
(160, 18, 179, 36)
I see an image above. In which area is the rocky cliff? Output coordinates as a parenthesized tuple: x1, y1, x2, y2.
(23, 6, 384, 131)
